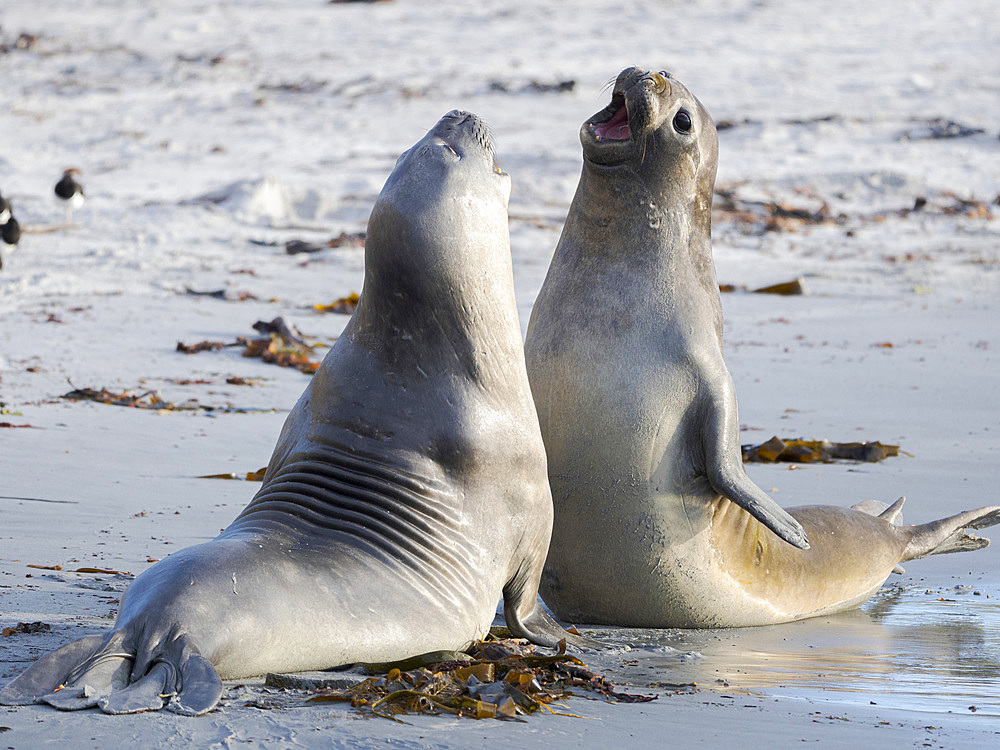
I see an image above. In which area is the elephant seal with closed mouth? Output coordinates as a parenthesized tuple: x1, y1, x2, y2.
(524, 67, 1000, 628)
(0, 110, 577, 715)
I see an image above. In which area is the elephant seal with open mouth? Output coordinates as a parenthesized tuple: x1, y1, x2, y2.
(524, 67, 1000, 628)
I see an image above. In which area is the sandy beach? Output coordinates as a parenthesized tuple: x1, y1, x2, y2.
(2, 0, 999, 746)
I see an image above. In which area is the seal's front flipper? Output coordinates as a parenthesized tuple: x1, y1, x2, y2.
(702, 377, 810, 550)
(0, 633, 108, 706)
(506, 602, 604, 651)
(503, 566, 604, 651)
(852, 497, 906, 525)
(903, 505, 1000, 561)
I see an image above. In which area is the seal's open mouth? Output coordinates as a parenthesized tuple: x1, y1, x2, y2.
(582, 92, 636, 166)
(592, 97, 630, 141)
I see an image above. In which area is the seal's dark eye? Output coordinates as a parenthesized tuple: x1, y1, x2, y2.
(673, 110, 692, 133)
(657, 70, 672, 79)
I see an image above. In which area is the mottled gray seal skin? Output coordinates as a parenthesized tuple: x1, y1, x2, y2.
(524, 67, 1000, 628)
(0, 111, 576, 715)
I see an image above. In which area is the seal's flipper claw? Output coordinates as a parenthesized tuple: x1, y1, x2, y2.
(168, 653, 222, 716)
(98, 662, 171, 714)
(0, 634, 108, 706)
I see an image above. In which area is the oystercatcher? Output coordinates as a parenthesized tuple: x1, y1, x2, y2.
(55, 168, 84, 223)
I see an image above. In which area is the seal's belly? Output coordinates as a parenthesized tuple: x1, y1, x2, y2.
(542, 485, 908, 628)
(702, 501, 906, 626)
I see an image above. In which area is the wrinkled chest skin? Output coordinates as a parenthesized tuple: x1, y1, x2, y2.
(524, 68, 973, 629)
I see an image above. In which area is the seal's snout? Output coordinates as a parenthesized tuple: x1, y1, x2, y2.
(584, 67, 683, 162)
(437, 110, 496, 159)
(469, 115, 497, 158)
(588, 68, 668, 145)
(614, 66, 647, 91)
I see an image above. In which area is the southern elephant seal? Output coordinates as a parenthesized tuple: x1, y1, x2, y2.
(524, 67, 1000, 628)
(1, 110, 576, 715)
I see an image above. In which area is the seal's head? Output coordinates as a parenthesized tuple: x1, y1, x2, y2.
(351, 111, 521, 380)
(371, 109, 510, 253)
(582, 68, 718, 216)
(361, 111, 512, 302)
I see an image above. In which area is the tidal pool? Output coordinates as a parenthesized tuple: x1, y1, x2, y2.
(589, 582, 1000, 716)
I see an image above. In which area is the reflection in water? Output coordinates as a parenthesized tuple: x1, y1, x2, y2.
(590, 583, 1000, 715)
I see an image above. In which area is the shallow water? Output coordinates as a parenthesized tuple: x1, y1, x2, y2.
(592, 583, 1000, 716)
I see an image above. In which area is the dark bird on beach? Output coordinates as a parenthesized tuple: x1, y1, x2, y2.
(1, 208, 19, 271)
(1, 216, 20, 246)
(1, 192, 21, 269)
(54, 168, 84, 223)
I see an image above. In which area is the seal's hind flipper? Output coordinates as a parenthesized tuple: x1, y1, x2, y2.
(0, 633, 107, 706)
(902, 505, 1000, 561)
(98, 662, 172, 714)
(101, 640, 220, 715)
(168, 653, 222, 716)
(0, 631, 222, 715)
(852, 497, 906, 525)
(41, 645, 133, 711)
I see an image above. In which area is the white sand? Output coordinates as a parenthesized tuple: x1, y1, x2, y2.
(1, 0, 999, 746)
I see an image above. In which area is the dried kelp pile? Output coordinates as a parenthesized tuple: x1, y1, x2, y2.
(2, 621, 50, 637)
(284, 232, 366, 255)
(713, 187, 843, 234)
(61, 387, 272, 414)
(303, 637, 662, 722)
(713, 184, 995, 236)
(63, 387, 203, 411)
(177, 316, 324, 374)
(743, 436, 901, 464)
(197, 468, 267, 481)
(313, 292, 359, 314)
(719, 277, 806, 295)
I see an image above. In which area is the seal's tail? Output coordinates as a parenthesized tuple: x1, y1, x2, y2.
(901, 504, 1000, 562)
(0, 630, 221, 715)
